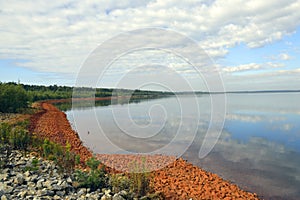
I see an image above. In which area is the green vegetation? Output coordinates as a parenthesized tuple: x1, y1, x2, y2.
(0, 83, 29, 113)
(0, 121, 31, 153)
(129, 157, 151, 197)
(0, 122, 76, 174)
(74, 157, 108, 191)
(0, 82, 174, 113)
(0, 120, 163, 198)
(110, 174, 132, 194)
(41, 139, 76, 174)
(24, 158, 39, 172)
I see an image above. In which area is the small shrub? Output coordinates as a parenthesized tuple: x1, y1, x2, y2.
(0, 123, 11, 144)
(75, 157, 108, 191)
(0, 123, 31, 153)
(129, 157, 151, 197)
(75, 155, 81, 165)
(110, 174, 131, 193)
(10, 127, 31, 152)
(41, 139, 76, 174)
(42, 139, 52, 158)
(86, 157, 100, 170)
(58, 143, 76, 174)
(30, 135, 43, 152)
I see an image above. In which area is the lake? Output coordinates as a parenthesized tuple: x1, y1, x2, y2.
(63, 93, 300, 200)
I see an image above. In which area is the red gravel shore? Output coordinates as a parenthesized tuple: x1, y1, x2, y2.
(29, 101, 259, 200)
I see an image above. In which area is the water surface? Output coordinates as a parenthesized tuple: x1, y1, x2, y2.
(64, 93, 300, 200)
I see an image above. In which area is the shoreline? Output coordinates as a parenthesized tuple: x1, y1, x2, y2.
(29, 100, 259, 199)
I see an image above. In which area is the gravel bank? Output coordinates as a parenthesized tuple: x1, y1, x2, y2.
(0, 150, 133, 200)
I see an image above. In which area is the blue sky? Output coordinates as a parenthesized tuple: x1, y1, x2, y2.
(0, 0, 300, 91)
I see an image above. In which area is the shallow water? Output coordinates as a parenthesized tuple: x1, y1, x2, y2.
(65, 93, 300, 199)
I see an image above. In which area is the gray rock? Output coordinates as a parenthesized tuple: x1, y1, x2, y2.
(113, 193, 126, 200)
(0, 174, 8, 181)
(0, 183, 13, 194)
(101, 194, 112, 200)
(104, 189, 112, 195)
(9, 170, 15, 177)
(0, 149, 133, 200)
(49, 177, 58, 183)
(12, 188, 20, 193)
(53, 195, 61, 200)
(26, 189, 36, 196)
(60, 180, 69, 189)
(17, 191, 27, 198)
(52, 184, 62, 191)
(56, 180, 62, 186)
(1, 169, 9, 174)
(55, 190, 66, 196)
(30, 174, 38, 183)
(14, 173, 25, 185)
(1, 195, 7, 200)
(4, 179, 12, 186)
(15, 160, 26, 166)
(42, 180, 52, 189)
(36, 188, 48, 197)
(47, 190, 55, 196)
(140, 196, 150, 200)
(36, 180, 43, 189)
(24, 171, 31, 177)
(78, 188, 87, 196)
(91, 194, 101, 199)
(27, 181, 35, 188)
(118, 190, 128, 197)
(66, 177, 72, 183)
(67, 196, 77, 200)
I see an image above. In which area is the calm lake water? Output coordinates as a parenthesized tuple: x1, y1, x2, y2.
(64, 93, 300, 200)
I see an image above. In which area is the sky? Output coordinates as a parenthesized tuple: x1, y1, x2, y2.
(0, 0, 300, 91)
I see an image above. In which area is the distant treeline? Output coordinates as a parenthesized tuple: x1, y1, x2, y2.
(0, 82, 173, 113)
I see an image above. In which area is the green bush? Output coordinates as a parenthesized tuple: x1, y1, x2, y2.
(24, 158, 39, 172)
(10, 127, 31, 152)
(41, 139, 76, 174)
(0, 83, 29, 113)
(75, 157, 108, 191)
(0, 123, 11, 144)
(0, 123, 30, 153)
(110, 174, 131, 193)
(75, 155, 81, 165)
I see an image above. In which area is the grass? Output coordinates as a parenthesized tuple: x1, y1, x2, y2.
(128, 157, 152, 197)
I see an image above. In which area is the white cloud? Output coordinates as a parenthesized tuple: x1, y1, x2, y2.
(227, 114, 264, 123)
(279, 53, 292, 60)
(266, 62, 285, 68)
(222, 63, 261, 73)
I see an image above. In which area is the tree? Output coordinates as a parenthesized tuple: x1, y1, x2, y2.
(0, 84, 29, 113)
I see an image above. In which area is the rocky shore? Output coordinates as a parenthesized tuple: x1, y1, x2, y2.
(0, 150, 140, 200)
(28, 101, 260, 199)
